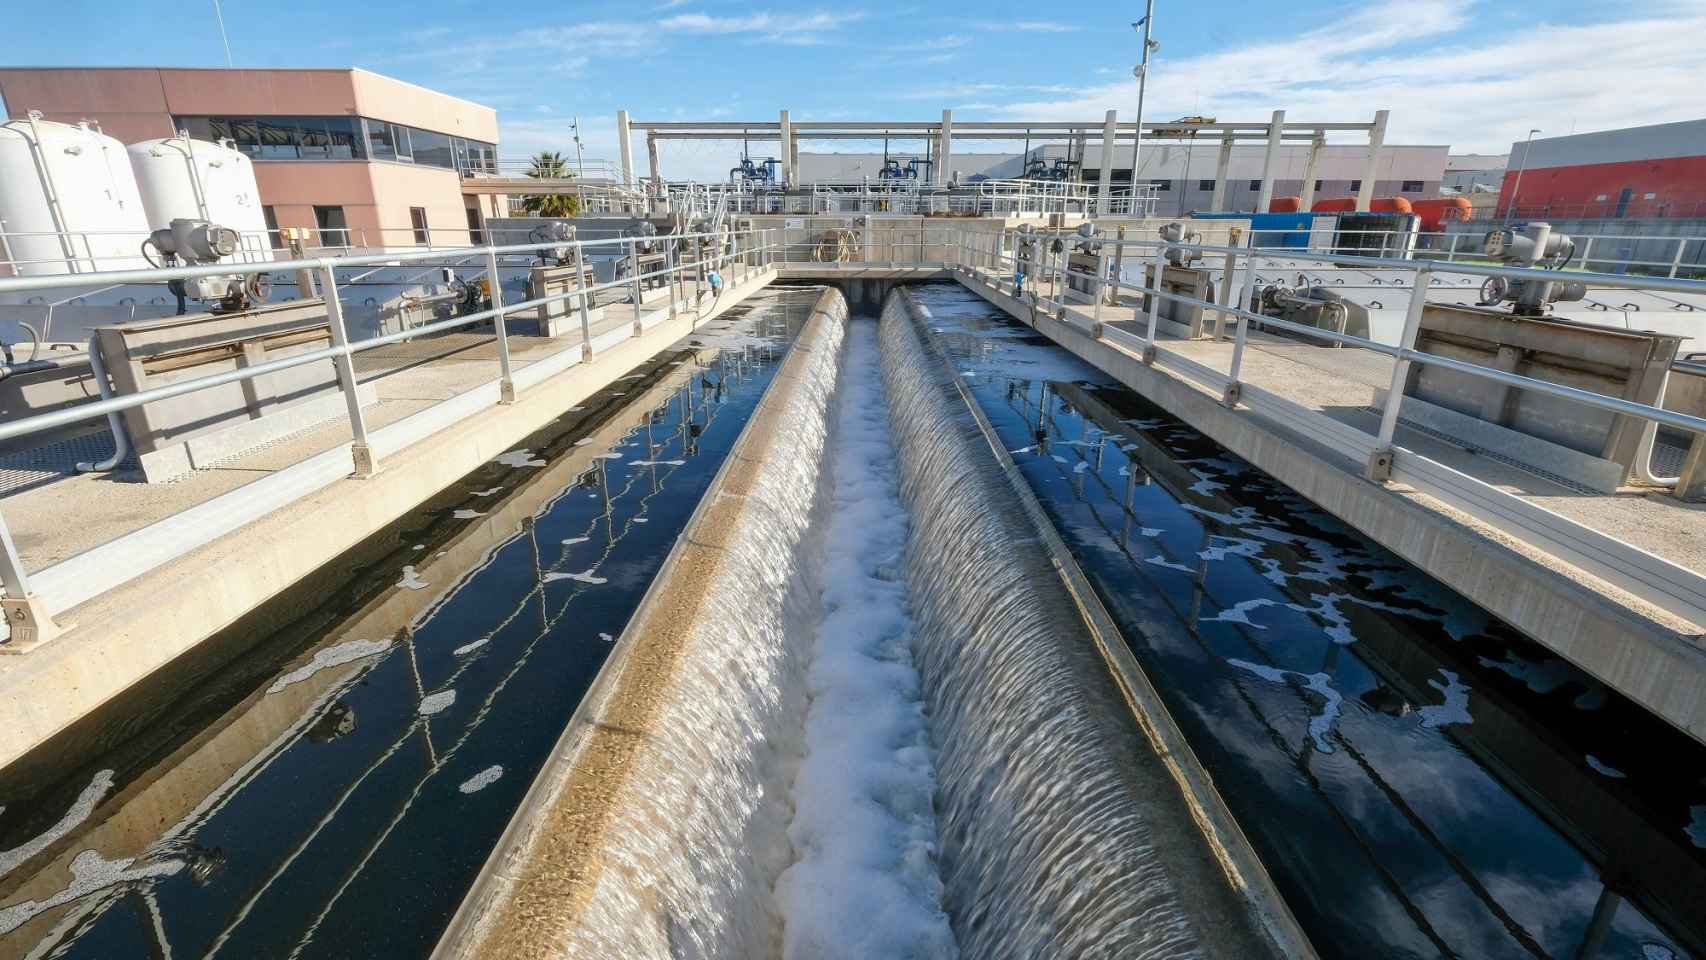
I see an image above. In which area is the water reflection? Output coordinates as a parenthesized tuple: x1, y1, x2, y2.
(0, 288, 819, 959)
(910, 282, 1705, 960)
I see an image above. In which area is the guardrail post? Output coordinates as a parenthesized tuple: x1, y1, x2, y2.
(1368, 262, 1432, 482)
(1670, 238, 1687, 279)
(628, 240, 643, 319)
(485, 248, 515, 404)
(1143, 243, 1167, 363)
(666, 242, 679, 320)
(0, 510, 60, 648)
(319, 264, 376, 477)
(1092, 246, 1108, 332)
(1224, 310, 1250, 408)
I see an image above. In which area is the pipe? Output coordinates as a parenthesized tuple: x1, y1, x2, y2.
(75, 335, 131, 473)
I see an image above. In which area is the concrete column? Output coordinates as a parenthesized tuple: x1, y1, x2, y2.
(937, 109, 954, 187)
(646, 131, 661, 208)
(616, 110, 634, 193)
(1210, 139, 1233, 212)
(1096, 108, 1118, 216)
(1298, 135, 1325, 209)
(1255, 109, 1285, 215)
(779, 110, 792, 188)
(1358, 109, 1389, 212)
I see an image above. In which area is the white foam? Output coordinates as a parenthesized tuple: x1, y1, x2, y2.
(1202, 598, 1279, 629)
(459, 766, 504, 794)
(544, 569, 607, 585)
(562, 536, 590, 545)
(774, 316, 955, 959)
(1418, 669, 1473, 728)
(418, 690, 456, 716)
(471, 486, 503, 497)
(493, 449, 546, 468)
(1228, 659, 1343, 753)
(598, 632, 614, 643)
(452, 638, 489, 656)
(397, 565, 429, 590)
(631, 459, 686, 467)
(268, 639, 392, 695)
(0, 849, 184, 936)
(1585, 755, 1626, 779)
(0, 770, 115, 877)
(452, 509, 484, 520)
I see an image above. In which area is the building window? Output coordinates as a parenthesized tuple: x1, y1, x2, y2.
(411, 129, 454, 169)
(366, 119, 396, 161)
(1247, 179, 1262, 191)
(324, 116, 365, 159)
(1401, 179, 1424, 192)
(258, 118, 299, 159)
(171, 114, 489, 167)
(1198, 179, 1215, 191)
(1150, 179, 1172, 191)
(1349, 179, 1362, 191)
(466, 206, 484, 245)
(314, 205, 349, 247)
(410, 207, 430, 246)
(1314, 179, 1324, 191)
(262, 205, 283, 248)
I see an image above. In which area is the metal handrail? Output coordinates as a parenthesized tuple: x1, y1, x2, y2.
(961, 225, 1706, 438)
(0, 226, 779, 622)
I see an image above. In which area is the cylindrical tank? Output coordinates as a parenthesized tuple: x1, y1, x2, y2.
(1409, 196, 1474, 232)
(1310, 196, 1414, 215)
(0, 114, 151, 277)
(127, 137, 269, 259)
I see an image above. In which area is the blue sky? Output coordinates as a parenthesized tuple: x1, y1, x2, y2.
(6, 0, 1704, 179)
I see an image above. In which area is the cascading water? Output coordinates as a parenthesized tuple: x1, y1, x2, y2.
(444, 286, 1279, 959)
(877, 290, 1202, 959)
(773, 314, 956, 959)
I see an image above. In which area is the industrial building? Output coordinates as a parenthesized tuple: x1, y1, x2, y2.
(1442, 153, 1508, 193)
(797, 140, 1448, 214)
(1501, 119, 1706, 219)
(0, 67, 508, 249)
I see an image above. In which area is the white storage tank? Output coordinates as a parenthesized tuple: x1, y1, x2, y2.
(0, 113, 151, 277)
(127, 136, 270, 261)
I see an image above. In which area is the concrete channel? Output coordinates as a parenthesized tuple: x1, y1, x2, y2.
(434, 287, 1308, 958)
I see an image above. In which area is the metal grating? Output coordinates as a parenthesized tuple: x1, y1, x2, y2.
(0, 430, 133, 496)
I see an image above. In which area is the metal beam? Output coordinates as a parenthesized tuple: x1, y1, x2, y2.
(1097, 109, 1117, 216)
(1210, 139, 1233, 212)
(1255, 109, 1286, 214)
(616, 110, 634, 192)
(1358, 109, 1389, 212)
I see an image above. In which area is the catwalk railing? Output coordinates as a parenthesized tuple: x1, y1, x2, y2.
(948, 222, 1706, 627)
(0, 227, 780, 629)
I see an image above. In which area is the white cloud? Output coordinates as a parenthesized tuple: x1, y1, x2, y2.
(990, 20, 1080, 33)
(998, 0, 1706, 154)
(658, 10, 865, 43)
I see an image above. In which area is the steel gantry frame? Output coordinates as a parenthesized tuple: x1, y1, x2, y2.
(623, 110, 1391, 215)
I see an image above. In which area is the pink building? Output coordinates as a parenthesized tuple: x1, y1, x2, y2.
(0, 66, 508, 248)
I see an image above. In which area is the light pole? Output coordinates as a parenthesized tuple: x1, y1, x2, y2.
(571, 116, 586, 212)
(1128, 1, 1158, 214)
(1506, 127, 1540, 223)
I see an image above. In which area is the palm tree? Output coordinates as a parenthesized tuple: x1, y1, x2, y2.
(522, 151, 581, 218)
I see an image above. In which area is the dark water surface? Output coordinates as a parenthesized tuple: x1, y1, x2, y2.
(909, 282, 1706, 960)
(0, 287, 820, 959)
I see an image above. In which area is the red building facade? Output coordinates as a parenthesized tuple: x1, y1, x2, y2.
(1500, 119, 1706, 220)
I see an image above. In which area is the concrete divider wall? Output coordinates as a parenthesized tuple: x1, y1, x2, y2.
(435, 288, 849, 959)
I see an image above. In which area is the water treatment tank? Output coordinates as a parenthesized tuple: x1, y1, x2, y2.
(0, 114, 150, 277)
(128, 137, 269, 258)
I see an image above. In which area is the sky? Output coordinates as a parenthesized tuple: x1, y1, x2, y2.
(5, 0, 1706, 180)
